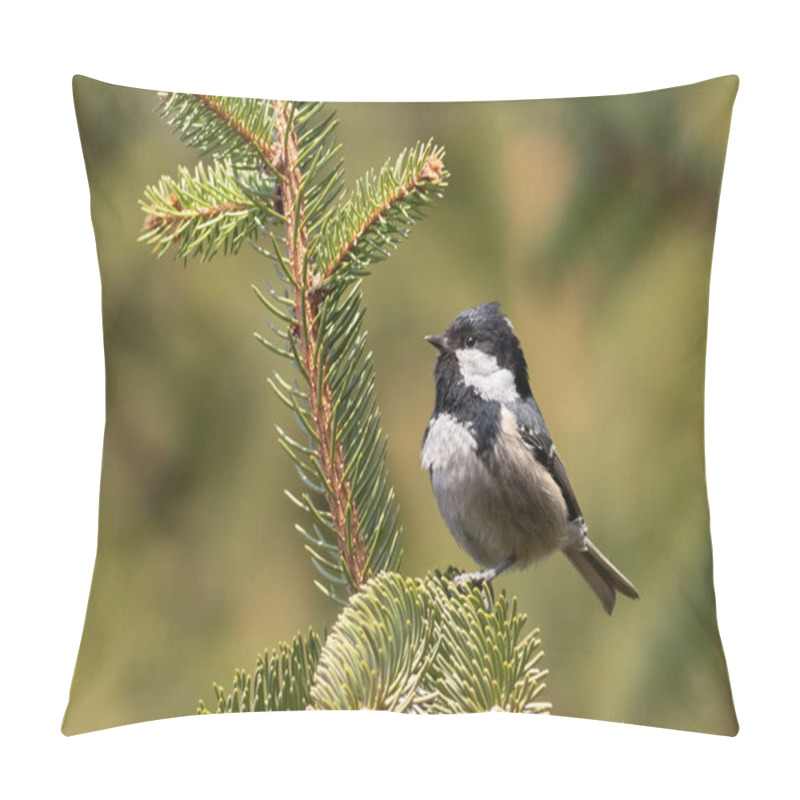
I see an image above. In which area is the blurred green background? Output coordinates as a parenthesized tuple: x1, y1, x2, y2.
(65, 75, 738, 735)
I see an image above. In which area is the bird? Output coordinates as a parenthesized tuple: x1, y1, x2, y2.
(421, 302, 639, 614)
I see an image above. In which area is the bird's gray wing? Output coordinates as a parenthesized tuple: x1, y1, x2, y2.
(514, 406, 584, 523)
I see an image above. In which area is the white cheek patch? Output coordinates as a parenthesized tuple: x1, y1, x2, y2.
(456, 348, 520, 403)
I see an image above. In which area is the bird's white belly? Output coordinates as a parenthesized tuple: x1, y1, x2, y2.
(422, 411, 573, 569)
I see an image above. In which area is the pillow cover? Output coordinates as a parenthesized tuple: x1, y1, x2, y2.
(64, 75, 738, 735)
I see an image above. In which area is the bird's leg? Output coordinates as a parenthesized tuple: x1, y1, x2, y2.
(453, 554, 516, 587)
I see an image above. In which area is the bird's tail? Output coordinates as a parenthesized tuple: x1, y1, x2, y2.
(563, 538, 639, 615)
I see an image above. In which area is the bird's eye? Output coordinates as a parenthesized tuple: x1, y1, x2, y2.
(465, 335, 476, 348)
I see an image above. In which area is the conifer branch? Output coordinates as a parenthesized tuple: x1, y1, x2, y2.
(273, 99, 368, 590)
(157, 93, 282, 172)
(141, 95, 446, 599)
(201, 572, 550, 714)
(140, 93, 550, 720)
(193, 94, 281, 169)
(321, 150, 444, 283)
(139, 160, 274, 260)
(197, 629, 323, 713)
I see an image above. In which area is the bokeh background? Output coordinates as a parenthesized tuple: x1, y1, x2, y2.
(64, 75, 738, 735)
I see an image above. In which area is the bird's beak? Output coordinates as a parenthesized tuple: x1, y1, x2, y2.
(425, 334, 447, 352)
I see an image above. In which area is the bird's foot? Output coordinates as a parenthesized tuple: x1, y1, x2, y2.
(453, 569, 493, 588)
(452, 556, 517, 609)
(453, 554, 516, 587)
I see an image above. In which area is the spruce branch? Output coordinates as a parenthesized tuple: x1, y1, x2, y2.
(310, 572, 439, 712)
(202, 572, 550, 715)
(315, 143, 445, 287)
(140, 92, 550, 720)
(158, 93, 283, 171)
(422, 574, 550, 713)
(139, 160, 276, 260)
(271, 99, 369, 593)
(140, 95, 447, 601)
(312, 572, 550, 713)
(197, 629, 323, 713)
(252, 102, 446, 600)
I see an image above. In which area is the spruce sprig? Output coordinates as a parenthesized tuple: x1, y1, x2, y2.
(315, 142, 445, 287)
(140, 96, 447, 600)
(139, 159, 277, 261)
(157, 93, 283, 170)
(201, 572, 551, 714)
(197, 629, 323, 713)
(140, 94, 549, 717)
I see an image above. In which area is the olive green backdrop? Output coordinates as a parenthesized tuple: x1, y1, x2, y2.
(64, 75, 738, 735)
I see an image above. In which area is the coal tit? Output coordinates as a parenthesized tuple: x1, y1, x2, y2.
(421, 302, 639, 614)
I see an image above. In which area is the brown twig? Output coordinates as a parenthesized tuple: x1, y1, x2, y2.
(143, 201, 251, 232)
(188, 100, 443, 593)
(194, 94, 282, 169)
(273, 100, 368, 590)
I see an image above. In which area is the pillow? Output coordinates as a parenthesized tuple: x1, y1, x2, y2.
(64, 75, 738, 735)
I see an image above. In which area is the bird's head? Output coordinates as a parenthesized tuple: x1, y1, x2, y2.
(426, 302, 532, 403)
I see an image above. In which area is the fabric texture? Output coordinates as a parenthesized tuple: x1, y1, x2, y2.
(64, 75, 738, 735)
